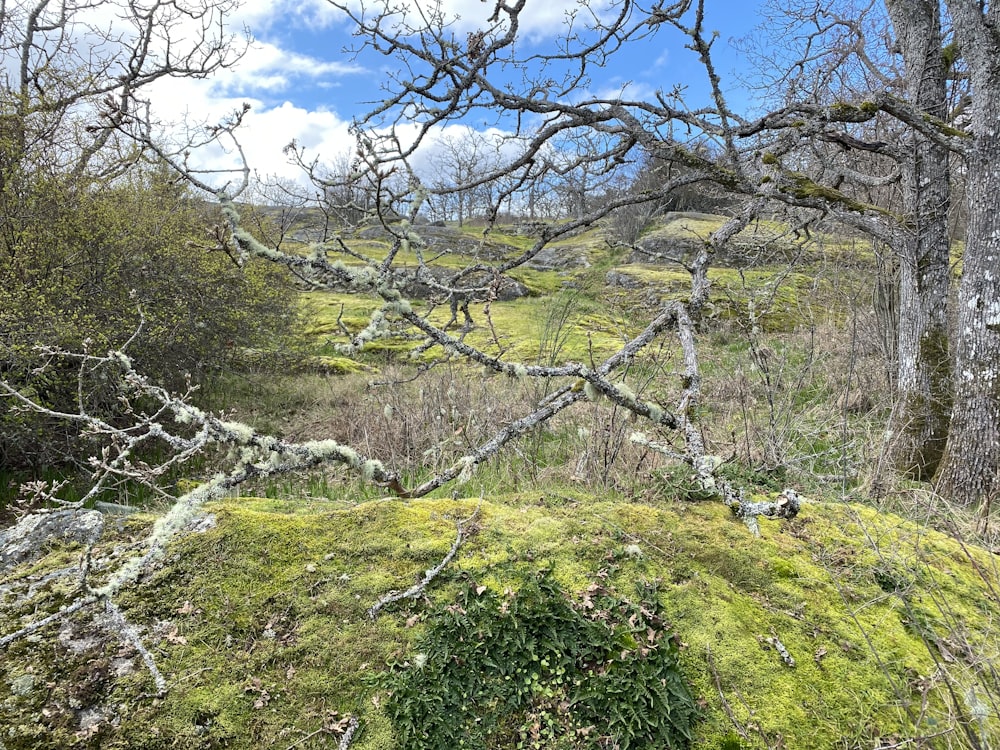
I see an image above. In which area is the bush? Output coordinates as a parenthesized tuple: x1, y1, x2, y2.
(0, 167, 298, 470)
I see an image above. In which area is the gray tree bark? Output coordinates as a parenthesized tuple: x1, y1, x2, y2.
(883, 0, 953, 480)
(935, 0, 1000, 505)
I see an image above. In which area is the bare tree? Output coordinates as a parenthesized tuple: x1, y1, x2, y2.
(0, 0, 244, 180)
(427, 129, 492, 226)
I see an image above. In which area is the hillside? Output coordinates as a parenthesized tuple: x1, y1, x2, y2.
(2, 212, 996, 749)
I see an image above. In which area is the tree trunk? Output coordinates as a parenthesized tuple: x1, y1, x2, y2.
(935, 0, 1000, 505)
(883, 0, 953, 480)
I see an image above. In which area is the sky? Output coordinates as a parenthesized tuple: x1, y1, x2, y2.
(145, 0, 765, 186)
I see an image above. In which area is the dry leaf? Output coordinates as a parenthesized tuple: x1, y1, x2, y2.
(165, 627, 187, 645)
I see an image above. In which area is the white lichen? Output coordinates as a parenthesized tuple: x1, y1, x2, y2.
(614, 382, 636, 403)
(219, 420, 254, 442)
(457, 456, 477, 485)
(362, 458, 384, 480)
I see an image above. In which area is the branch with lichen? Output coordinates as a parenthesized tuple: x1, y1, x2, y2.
(630, 205, 802, 535)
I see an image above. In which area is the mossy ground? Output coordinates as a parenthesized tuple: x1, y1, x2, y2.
(2, 494, 997, 749)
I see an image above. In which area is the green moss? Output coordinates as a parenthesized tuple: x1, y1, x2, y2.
(782, 173, 894, 217)
(2, 494, 996, 749)
(828, 101, 879, 119)
(921, 111, 971, 139)
(891, 326, 951, 480)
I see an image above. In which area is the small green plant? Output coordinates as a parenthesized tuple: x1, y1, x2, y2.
(377, 570, 699, 749)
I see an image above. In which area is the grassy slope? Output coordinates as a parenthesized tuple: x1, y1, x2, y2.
(3, 215, 994, 749)
(1, 493, 997, 749)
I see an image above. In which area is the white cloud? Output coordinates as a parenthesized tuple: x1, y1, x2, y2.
(237, 0, 345, 32)
(117, 0, 634, 190)
(211, 40, 366, 97)
(146, 75, 356, 186)
(386, 0, 618, 39)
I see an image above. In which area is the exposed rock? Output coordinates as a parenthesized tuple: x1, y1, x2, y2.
(58, 617, 107, 655)
(526, 244, 590, 270)
(78, 706, 107, 733)
(0, 510, 104, 572)
(627, 235, 697, 266)
(605, 270, 644, 289)
(185, 513, 218, 534)
(358, 224, 515, 260)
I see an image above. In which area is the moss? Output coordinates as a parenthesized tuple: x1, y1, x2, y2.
(828, 101, 879, 119)
(782, 173, 894, 217)
(921, 111, 971, 139)
(2, 494, 997, 749)
(888, 325, 952, 480)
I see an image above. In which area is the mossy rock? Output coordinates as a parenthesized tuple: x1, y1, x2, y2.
(1, 495, 997, 749)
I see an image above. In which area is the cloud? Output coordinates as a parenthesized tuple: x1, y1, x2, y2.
(211, 41, 366, 98)
(146, 75, 357, 186)
(124, 0, 646, 190)
(237, 0, 345, 32)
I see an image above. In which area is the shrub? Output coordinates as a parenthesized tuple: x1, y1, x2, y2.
(0, 167, 298, 471)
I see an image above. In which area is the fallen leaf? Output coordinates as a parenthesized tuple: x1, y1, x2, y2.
(165, 627, 187, 646)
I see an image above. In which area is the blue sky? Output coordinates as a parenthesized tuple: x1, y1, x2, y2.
(148, 0, 765, 184)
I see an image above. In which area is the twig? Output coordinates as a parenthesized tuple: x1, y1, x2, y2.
(367, 506, 480, 619)
(707, 645, 751, 741)
(0, 595, 98, 648)
(339, 716, 359, 749)
(103, 598, 167, 694)
(283, 727, 325, 750)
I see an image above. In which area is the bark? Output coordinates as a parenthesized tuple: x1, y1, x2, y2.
(883, 0, 953, 480)
(935, 0, 1000, 505)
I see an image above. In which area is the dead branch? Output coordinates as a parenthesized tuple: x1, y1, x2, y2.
(367, 506, 481, 619)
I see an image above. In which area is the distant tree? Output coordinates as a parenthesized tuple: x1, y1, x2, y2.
(426, 129, 502, 226)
